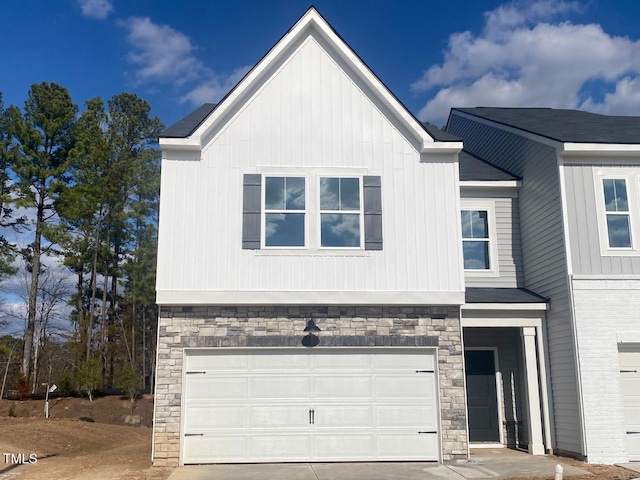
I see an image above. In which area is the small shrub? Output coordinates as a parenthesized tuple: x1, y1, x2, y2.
(58, 368, 74, 397)
(118, 363, 142, 414)
(13, 375, 29, 401)
(8, 404, 15, 417)
(77, 357, 102, 402)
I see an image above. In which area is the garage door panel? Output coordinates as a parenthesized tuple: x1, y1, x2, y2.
(185, 406, 246, 429)
(376, 376, 435, 398)
(184, 435, 246, 463)
(188, 353, 248, 371)
(374, 353, 435, 372)
(376, 405, 437, 428)
(313, 353, 372, 370)
(313, 435, 373, 459)
(314, 376, 371, 398)
(251, 435, 311, 459)
(251, 405, 310, 428)
(250, 353, 311, 371)
(251, 376, 310, 398)
(187, 377, 247, 400)
(378, 433, 438, 460)
(314, 405, 373, 428)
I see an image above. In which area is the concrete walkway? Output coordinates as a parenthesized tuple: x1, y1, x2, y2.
(168, 449, 591, 479)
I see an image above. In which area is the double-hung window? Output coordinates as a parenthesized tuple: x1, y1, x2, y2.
(460, 200, 498, 276)
(461, 210, 490, 269)
(602, 178, 632, 248)
(595, 169, 640, 255)
(242, 171, 382, 252)
(264, 177, 305, 247)
(319, 177, 362, 248)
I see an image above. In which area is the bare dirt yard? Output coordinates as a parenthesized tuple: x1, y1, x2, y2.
(0, 395, 637, 480)
(0, 395, 172, 479)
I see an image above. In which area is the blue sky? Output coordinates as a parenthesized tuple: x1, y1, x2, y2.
(3, 1, 640, 128)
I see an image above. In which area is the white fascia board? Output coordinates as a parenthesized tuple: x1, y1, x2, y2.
(157, 290, 465, 306)
(460, 180, 521, 188)
(159, 136, 202, 151)
(421, 141, 463, 154)
(461, 303, 548, 311)
(561, 143, 640, 156)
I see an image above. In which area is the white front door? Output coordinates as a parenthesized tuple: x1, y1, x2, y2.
(182, 348, 439, 463)
(619, 350, 640, 461)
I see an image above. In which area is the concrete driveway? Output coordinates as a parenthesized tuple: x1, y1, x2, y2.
(168, 449, 592, 479)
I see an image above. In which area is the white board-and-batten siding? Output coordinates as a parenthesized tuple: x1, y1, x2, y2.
(156, 36, 464, 304)
(448, 112, 582, 457)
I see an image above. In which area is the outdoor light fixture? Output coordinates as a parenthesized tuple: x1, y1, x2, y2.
(302, 319, 321, 347)
(303, 319, 321, 332)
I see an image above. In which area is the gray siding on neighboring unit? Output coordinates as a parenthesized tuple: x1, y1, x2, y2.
(449, 113, 582, 456)
(461, 190, 523, 288)
(564, 163, 640, 275)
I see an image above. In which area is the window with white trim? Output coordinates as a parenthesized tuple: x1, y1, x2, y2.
(241, 170, 382, 252)
(461, 210, 490, 269)
(602, 178, 632, 248)
(459, 200, 499, 277)
(594, 168, 640, 255)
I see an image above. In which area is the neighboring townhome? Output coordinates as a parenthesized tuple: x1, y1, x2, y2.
(448, 107, 640, 464)
(153, 7, 469, 466)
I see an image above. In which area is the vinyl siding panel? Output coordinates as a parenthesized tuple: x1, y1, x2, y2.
(157, 37, 464, 300)
(449, 113, 581, 455)
(461, 190, 523, 288)
(564, 163, 640, 275)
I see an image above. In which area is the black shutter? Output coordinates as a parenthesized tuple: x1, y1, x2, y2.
(242, 174, 261, 249)
(363, 176, 382, 250)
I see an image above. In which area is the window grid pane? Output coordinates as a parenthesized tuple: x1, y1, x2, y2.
(320, 177, 361, 247)
(461, 210, 490, 270)
(264, 176, 305, 247)
(606, 214, 632, 248)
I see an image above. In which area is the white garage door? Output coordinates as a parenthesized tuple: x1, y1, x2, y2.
(620, 349, 640, 461)
(182, 348, 439, 464)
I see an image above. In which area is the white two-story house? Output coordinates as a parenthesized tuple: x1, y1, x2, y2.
(448, 107, 640, 464)
(152, 8, 553, 467)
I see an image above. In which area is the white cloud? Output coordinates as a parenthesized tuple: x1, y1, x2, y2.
(77, 0, 113, 20)
(180, 66, 251, 105)
(121, 17, 247, 105)
(413, 0, 640, 125)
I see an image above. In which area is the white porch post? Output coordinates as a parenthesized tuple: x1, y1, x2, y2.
(521, 326, 545, 455)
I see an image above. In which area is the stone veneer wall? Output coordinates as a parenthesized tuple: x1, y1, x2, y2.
(153, 305, 468, 466)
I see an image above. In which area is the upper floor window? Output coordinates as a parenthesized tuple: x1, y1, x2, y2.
(603, 178, 632, 248)
(594, 169, 640, 256)
(461, 210, 490, 269)
(460, 200, 499, 277)
(320, 177, 361, 248)
(242, 170, 382, 253)
(264, 176, 305, 247)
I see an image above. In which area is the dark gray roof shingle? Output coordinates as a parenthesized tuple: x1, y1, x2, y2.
(421, 123, 461, 142)
(453, 107, 640, 144)
(160, 103, 217, 138)
(465, 287, 548, 304)
(459, 150, 520, 182)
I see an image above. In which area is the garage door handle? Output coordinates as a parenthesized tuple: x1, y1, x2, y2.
(621, 370, 638, 373)
(627, 431, 640, 434)
(418, 431, 437, 434)
(416, 370, 434, 373)
(185, 433, 204, 436)
(309, 409, 315, 424)
(186, 371, 206, 374)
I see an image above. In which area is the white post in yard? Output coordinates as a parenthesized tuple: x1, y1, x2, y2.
(554, 464, 563, 480)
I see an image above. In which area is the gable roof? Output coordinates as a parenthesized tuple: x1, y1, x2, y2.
(459, 150, 520, 182)
(452, 107, 640, 144)
(161, 7, 462, 154)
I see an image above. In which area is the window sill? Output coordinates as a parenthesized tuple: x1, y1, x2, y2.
(255, 248, 371, 257)
(464, 269, 500, 278)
